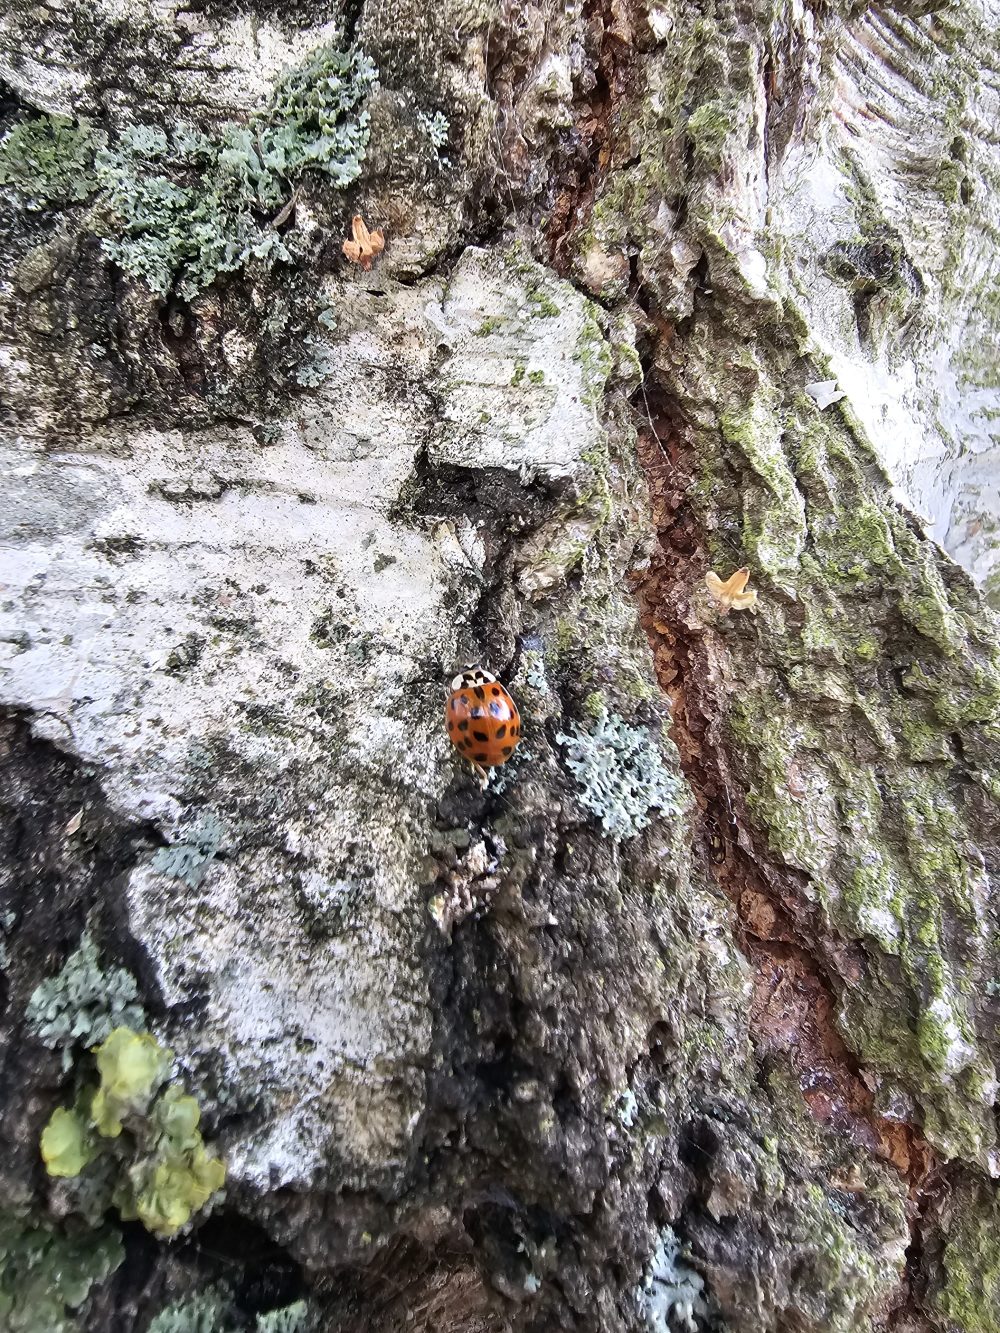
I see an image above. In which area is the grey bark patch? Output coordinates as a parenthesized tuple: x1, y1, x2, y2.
(0, 450, 120, 543)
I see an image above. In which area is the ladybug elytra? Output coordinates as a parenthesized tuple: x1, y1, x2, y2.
(445, 666, 521, 785)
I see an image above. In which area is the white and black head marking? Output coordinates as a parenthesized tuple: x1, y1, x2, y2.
(451, 664, 497, 691)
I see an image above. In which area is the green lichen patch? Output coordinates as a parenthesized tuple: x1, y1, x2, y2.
(720, 392, 806, 580)
(0, 1212, 123, 1333)
(727, 669, 996, 1160)
(903, 656, 1000, 732)
(659, 294, 1000, 1161)
(527, 284, 561, 318)
(725, 695, 837, 878)
(686, 96, 743, 170)
(26, 932, 144, 1071)
(0, 114, 102, 210)
(569, 18, 714, 304)
(812, 500, 905, 589)
(929, 1173, 1000, 1333)
(574, 309, 615, 407)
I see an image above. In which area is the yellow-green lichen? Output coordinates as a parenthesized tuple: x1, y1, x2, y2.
(40, 1026, 226, 1237)
(91, 1027, 171, 1137)
(582, 690, 607, 719)
(40, 1108, 93, 1177)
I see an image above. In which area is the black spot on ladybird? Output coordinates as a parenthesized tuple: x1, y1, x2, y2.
(448, 721, 455, 731)
(473, 729, 489, 742)
(458, 720, 469, 732)
(495, 724, 506, 739)
(502, 745, 513, 756)
(474, 752, 488, 763)
(471, 707, 484, 719)
(463, 737, 474, 750)
(474, 685, 485, 700)
(492, 686, 500, 695)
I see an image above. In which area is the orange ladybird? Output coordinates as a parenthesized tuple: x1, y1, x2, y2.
(445, 665, 521, 784)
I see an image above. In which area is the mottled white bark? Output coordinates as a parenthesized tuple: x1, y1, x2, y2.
(2, 1, 1000, 1330)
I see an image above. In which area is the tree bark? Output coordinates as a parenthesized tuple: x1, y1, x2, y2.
(1, 1, 999, 1331)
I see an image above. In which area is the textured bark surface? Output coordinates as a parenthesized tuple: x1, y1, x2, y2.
(1, 0, 999, 1330)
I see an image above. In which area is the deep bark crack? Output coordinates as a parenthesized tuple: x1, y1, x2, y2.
(629, 387, 937, 1180)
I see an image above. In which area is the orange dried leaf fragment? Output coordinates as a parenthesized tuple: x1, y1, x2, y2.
(342, 214, 385, 270)
(705, 567, 758, 613)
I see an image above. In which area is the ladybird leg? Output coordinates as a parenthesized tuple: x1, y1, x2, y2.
(471, 759, 490, 788)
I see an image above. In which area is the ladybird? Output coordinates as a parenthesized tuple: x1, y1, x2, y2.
(445, 665, 521, 784)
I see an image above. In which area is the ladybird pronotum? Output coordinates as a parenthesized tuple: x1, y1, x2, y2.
(445, 665, 522, 784)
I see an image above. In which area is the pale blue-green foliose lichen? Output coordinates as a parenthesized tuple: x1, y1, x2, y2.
(256, 1301, 313, 1333)
(25, 932, 144, 1072)
(557, 709, 684, 839)
(148, 1290, 230, 1333)
(95, 40, 377, 298)
(151, 811, 224, 888)
(293, 336, 337, 387)
(417, 109, 450, 152)
(148, 1292, 312, 1333)
(638, 1228, 708, 1331)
